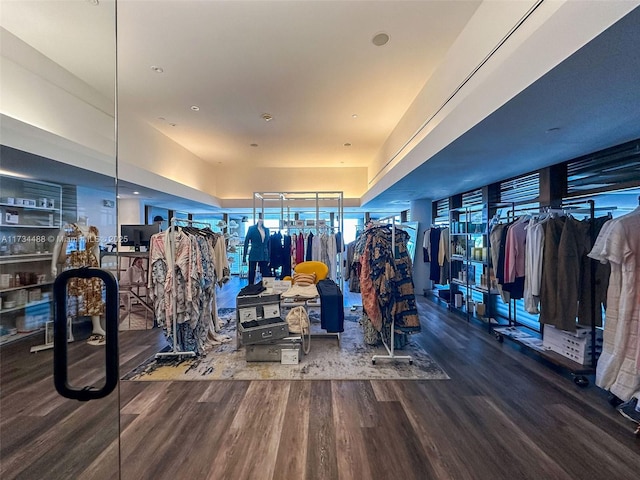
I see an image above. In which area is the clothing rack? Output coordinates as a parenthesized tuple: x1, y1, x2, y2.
(495, 200, 617, 383)
(155, 217, 211, 359)
(370, 218, 413, 365)
(253, 191, 345, 290)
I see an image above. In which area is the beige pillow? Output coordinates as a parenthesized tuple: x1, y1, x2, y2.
(293, 272, 316, 286)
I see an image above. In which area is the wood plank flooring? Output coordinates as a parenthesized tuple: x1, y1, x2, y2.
(1, 276, 639, 479)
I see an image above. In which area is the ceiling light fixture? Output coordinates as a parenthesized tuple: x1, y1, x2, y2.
(344, 143, 352, 147)
(545, 127, 561, 133)
(169, 123, 176, 127)
(191, 105, 200, 111)
(372, 32, 390, 46)
(250, 143, 259, 147)
(352, 114, 358, 118)
(261, 113, 273, 122)
(150, 65, 164, 73)
(133, 191, 140, 195)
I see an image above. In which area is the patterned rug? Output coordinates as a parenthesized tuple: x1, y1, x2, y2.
(122, 307, 449, 381)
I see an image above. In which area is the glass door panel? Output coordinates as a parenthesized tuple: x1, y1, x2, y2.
(0, 1, 120, 478)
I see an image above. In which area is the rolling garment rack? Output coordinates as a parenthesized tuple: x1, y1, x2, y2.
(371, 217, 415, 365)
(492, 199, 614, 386)
(155, 217, 211, 359)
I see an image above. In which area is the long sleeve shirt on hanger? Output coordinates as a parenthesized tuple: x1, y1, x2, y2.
(504, 218, 528, 284)
(524, 218, 545, 314)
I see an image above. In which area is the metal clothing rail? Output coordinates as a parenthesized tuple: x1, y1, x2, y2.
(369, 218, 413, 365)
(498, 200, 616, 377)
(252, 190, 345, 291)
(155, 217, 211, 359)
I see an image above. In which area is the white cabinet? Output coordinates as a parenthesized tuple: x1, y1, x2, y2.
(0, 175, 62, 344)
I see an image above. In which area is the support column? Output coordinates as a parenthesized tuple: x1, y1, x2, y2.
(410, 198, 432, 296)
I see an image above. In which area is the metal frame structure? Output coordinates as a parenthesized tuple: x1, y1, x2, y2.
(252, 191, 345, 286)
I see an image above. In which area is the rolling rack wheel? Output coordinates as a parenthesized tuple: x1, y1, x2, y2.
(409, 360, 414, 365)
(494, 332, 504, 343)
(572, 375, 590, 388)
(634, 425, 640, 437)
(372, 360, 376, 365)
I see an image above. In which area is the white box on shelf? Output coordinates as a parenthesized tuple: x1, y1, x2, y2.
(281, 348, 300, 365)
(263, 303, 280, 319)
(238, 307, 257, 322)
(4, 210, 19, 224)
(273, 280, 292, 294)
(28, 289, 42, 302)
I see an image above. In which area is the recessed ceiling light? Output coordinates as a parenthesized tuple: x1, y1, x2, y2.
(191, 105, 200, 111)
(545, 127, 561, 133)
(169, 123, 176, 127)
(352, 114, 358, 118)
(158, 117, 166, 121)
(261, 113, 273, 122)
(372, 32, 390, 46)
(250, 143, 259, 147)
(150, 65, 164, 73)
(133, 191, 140, 195)
(344, 143, 352, 147)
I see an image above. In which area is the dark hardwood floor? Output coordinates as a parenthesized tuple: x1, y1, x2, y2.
(1, 276, 639, 479)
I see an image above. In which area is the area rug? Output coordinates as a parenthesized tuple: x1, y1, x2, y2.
(122, 307, 449, 381)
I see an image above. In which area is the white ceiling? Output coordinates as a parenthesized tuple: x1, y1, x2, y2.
(115, 0, 481, 170)
(1, 1, 640, 215)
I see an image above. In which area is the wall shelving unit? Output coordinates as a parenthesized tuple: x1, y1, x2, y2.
(0, 175, 62, 344)
(448, 204, 500, 328)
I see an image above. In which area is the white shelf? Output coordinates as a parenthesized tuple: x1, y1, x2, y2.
(0, 298, 52, 314)
(0, 281, 53, 293)
(0, 202, 59, 212)
(0, 224, 59, 229)
(0, 253, 53, 264)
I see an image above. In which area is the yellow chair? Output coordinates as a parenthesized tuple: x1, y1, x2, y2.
(284, 261, 329, 284)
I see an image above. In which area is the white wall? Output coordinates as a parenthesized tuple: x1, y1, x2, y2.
(76, 186, 117, 243)
(410, 198, 432, 296)
(117, 198, 144, 226)
(216, 166, 368, 200)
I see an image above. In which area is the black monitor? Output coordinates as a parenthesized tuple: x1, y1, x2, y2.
(120, 224, 161, 251)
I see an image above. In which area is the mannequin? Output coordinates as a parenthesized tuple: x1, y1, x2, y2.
(52, 223, 106, 345)
(243, 217, 270, 284)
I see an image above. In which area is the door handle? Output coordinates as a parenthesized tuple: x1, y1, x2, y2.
(53, 267, 119, 401)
